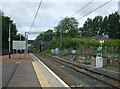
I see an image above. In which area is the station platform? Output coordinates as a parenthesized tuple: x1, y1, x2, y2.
(2, 53, 70, 88)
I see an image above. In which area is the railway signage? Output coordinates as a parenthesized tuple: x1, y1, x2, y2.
(13, 41, 26, 50)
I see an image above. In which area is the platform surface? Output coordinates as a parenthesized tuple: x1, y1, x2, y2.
(2, 54, 40, 87)
(2, 53, 69, 88)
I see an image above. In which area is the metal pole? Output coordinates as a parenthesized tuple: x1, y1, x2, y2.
(112, 47, 114, 57)
(101, 42, 102, 57)
(52, 36, 54, 40)
(41, 41, 44, 52)
(60, 29, 62, 54)
(20, 34, 21, 59)
(42, 34, 45, 51)
(25, 32, 27, 53)
(25, 32, 28, 53)
(8, 24, 11, 58)
(27, 35, 28, 53)
(20, 34, 21, 41)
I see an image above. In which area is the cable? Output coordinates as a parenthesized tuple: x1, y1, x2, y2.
(77, 0, 113, 20)
(71, 0, 94, 17)
(29, 0, 42, 32)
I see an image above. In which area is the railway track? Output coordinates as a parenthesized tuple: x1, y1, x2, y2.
(34, 53, 120, 88)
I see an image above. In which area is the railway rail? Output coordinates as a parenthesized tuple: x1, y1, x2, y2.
(34, 53, 120, 88)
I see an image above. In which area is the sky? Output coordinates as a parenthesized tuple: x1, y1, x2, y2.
(1, 0, 120, 40)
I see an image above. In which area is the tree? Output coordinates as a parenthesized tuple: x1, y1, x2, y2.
(99, 16, 108, 35)
(15, 34, 25, 40)
(80, 16, 103, 37)
(36, 29, 54, 41)
(54, 17, 79, 38)
(106, 12, 120, 39)
(80, 12, 120, 39)
(92, 16, 103, 34)
(1, 11, 19, 54)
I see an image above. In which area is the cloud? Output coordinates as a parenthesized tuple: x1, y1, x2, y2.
(2, 0, 119, 39)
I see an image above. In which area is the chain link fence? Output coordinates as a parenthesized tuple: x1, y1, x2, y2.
(61, 46, 120, 56)
(59, 46, 120, 72)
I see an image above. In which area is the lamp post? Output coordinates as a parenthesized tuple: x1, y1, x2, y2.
(20, 34, 22, 58)
(8, 22, 16, 58)
(59, 17, 63, 54)
(8, 24, 11, 58)
(60, 28, 62, 54)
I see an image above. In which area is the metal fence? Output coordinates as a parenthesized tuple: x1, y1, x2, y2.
(61, 46, 120, 57)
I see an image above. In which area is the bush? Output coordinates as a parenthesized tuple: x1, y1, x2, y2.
(49, 38, 120, 51)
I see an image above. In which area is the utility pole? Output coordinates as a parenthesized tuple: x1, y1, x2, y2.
(8, 24, 11, 58)
(20, 34, 21, 41)
(41, 41, 44, 52)
(60, 29, 62, 54)
(20, 34, 22, 58)
(25, 32, 28, 53)
(26, 35, 28, 53)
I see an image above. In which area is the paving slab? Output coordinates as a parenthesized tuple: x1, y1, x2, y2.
(8, 62, 40, 87)
(2, 54, 41, 88)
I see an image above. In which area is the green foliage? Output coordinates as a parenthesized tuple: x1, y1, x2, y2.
(80, 12, 120, 39)
(54, 17, 80, 38)
(15, 34, 25, 40)
(50, 38, 99, 49)
(2, 12, 18, 50)
(50, 38, 120, 50)
(43, 49, 51, 54)
(1, 11, 25, 53)
(103, 39, 120, 49)
(106, 12, 120, 39)
(36, 29, 54, 41)
(29, 44, 40, 52)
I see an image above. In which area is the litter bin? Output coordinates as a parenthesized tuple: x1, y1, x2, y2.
(96, 53, 103, 68)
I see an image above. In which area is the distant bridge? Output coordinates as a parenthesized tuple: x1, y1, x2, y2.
(25, 31, 54, 53)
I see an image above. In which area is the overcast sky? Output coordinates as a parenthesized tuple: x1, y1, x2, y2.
(2, 0, 120, 40)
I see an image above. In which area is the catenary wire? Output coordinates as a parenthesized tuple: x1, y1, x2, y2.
(71, 0, 94, 17)
(77, 0, 113, 20)
(29, 0, 42, 32)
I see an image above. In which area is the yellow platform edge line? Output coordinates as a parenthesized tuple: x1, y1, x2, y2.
(32, 62, 51, 88)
